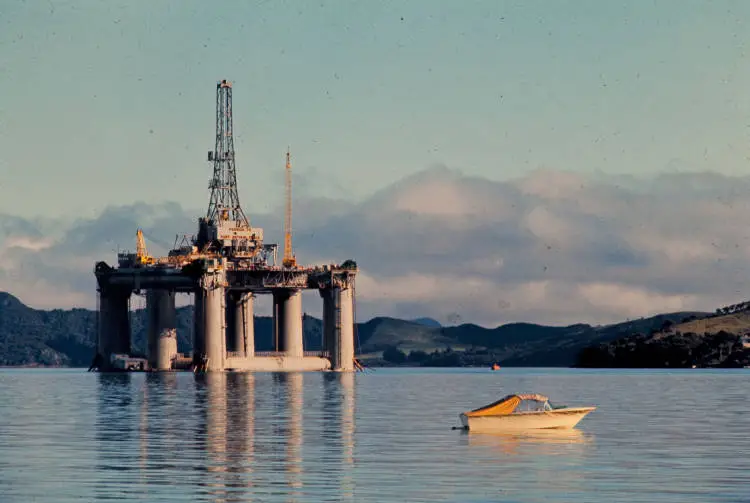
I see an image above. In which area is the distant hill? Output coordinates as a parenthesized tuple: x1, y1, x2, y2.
(576, 308, 750, 368)
(410, 317, 442, 328)
(0, 292, 324, 367)
(356, 317, 458, 353)
(669, 311, 750, 336)
(577, 329, 750, 369)
(370, 312, 710, 367)
(0, 290, 723, 368)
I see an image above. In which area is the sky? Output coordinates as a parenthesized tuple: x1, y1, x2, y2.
(2, 1, 750, 327)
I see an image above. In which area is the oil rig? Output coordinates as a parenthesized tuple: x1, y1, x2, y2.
(92, 79, 358, 373)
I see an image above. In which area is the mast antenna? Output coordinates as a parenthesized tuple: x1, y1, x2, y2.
(282, 147, 296, 268)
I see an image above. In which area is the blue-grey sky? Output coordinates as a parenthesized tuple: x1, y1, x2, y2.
(2, 0, 750, 219)
(3, 1, 750, 325)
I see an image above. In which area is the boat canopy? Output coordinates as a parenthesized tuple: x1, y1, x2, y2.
(464, 393, 550, 417)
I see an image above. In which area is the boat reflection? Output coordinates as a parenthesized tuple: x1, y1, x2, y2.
(460, 427, 594, 456)
(457, 428, 593, 494)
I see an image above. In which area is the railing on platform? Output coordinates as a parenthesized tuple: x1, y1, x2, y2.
(230, 351, 331, 358)
(305, 351, 330, 358)
(253, 351, 286, 357)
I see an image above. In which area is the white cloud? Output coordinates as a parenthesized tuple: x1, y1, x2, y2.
(516, 169, 589, 200)
(3, 168, 750, 326)
(2, 236, 54, 252)
(523, 205, 576, 246)
(578, 282, 699, 320)
(625, 233, 724, 263)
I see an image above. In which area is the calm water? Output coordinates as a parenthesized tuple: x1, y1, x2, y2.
(0, 367, 748, 502)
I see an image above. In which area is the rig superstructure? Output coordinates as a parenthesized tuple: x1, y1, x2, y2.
(92, 79, 358, 373)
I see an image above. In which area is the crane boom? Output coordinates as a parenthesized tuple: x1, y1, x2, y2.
(282, 149, 296, 268)
(135, 229, 154, 266)
(136, 229, 147, 257)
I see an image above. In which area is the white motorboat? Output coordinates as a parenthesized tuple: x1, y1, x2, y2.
(459, 393, 595, 433)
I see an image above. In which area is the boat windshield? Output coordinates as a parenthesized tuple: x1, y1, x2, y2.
(515, 398, 550, 413)
(464, 393, 552, 417)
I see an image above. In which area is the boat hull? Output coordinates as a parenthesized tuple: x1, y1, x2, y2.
(460, 407, 595, 433)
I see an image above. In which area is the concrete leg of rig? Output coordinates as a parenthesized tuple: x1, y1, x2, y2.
(156, 331, 178, 370)
(97, 288, 131, 368)
(203, 279, 226, 371)
(274, 289, 304, 357)
(146, 290, 177, 370)
(332, 287, 355, 372)
(320, 289, 336, 361)
(272, 292, 280, 352)
(284, 290, 304, 357)
(226, 292, 254, 358)
(193, 290, 205, 366)
(225, 292, 239, 355)
(240, 293, 255, 357)
(97, 291, 112, 362)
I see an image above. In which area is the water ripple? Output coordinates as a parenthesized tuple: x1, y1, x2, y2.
(0, 368, 749, 502)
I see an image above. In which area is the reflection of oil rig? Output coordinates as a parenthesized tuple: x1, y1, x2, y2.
(97, 372, 356, 500)
(92, 79, 358, 373)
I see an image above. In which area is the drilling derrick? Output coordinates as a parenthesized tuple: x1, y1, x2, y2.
(282, 149, 297, 268)
(198, 79, 263, 258)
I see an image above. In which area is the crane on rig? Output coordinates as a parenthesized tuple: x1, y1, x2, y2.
(135, 229, 155, 266)
(282, 148, 297, 268)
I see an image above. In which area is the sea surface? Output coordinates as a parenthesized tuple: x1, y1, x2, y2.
(0, 367, 748, 502)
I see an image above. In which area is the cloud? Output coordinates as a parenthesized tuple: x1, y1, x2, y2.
(2, 236, 54, 252)
(2, 167, 750, 326)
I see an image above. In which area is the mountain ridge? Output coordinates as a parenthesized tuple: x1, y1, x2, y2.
(0, 291, 722, 367)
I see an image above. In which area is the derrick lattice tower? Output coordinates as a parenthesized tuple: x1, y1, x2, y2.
(206, 79, 248, 225)
(198, 79, 264, 258)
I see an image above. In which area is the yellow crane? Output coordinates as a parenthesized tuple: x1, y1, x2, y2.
(282, 148, 297, 268)
(135, 228, 155, 266)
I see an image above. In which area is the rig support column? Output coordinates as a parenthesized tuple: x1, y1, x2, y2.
(320, 289, 335, 359)
(195, 270, 226, 371)
(273, 289, 303, 357)
(242, 293, 255, 357)
(97, 287, 131, 369)
(226, 291, 254, 357)
(193, 290, 205, 365)
(338, 287, 355, 372)
(321, 287, 355, 371)
(146, 290, 177, 371)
